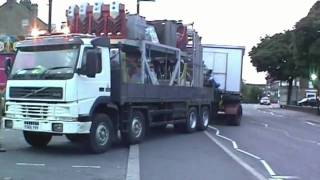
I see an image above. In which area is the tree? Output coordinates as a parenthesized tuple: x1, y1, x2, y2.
(294, 1, 320, 80)
(249, 31, 297, 105)
(241, 83, 263, 103)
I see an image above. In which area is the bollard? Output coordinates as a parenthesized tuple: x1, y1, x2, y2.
(0, 144, 6, 152)
(0, 116, 6, 152)
(0, 139, 6, 152)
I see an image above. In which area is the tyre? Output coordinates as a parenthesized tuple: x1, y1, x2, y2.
(184, 107, 198, 133)
(121, 110, 146, 145)
(228, 105, 242, 126)
(197, 106, 210, 131)
(86, 113, 114, 154)
(65, 134, 86, 143)
(23, 131, 52, 148)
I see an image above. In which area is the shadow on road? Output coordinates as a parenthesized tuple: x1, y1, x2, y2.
(5, 137, 127, 156)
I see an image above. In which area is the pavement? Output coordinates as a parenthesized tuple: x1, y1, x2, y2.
(1, 104, 320, 180)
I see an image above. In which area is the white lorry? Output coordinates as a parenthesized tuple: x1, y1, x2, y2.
(202, 45, 245, 125)
(1, 2, 244, 153)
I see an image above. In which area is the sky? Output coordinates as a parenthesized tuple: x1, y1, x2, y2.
(0, 0, 318, 84)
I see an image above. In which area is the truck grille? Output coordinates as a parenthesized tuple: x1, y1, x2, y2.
(21, 105, 49, 119)
(9, 87, 63, 99)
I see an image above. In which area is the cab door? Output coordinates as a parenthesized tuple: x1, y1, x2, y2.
(76, 46, 111, 114)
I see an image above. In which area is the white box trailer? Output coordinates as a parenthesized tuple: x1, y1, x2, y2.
(202, 44, 245, 125)
(202, 44, 245, 94)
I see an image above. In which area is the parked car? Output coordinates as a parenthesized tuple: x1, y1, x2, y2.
(260, 97, 271, 105)
(297, 97, 319, 107)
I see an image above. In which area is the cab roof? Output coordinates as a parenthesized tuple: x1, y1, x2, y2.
(16, 34, 110, 48)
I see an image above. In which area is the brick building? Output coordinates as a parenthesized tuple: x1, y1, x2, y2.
(0, 0, 47, 36)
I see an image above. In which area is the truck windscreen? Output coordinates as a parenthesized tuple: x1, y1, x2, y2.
(9, 45, 80, 80)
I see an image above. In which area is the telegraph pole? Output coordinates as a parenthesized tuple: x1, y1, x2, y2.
(48, 0, 52, 33)
(137, 0, 155, 15)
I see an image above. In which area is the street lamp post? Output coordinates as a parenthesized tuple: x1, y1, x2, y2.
(137, 0, 140, 14)
(311, 73, 320, 115)
(48, 0, 52, 33)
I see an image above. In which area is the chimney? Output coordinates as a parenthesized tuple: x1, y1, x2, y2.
(7, 0, 16, 5)
(31, 3, 38, 17)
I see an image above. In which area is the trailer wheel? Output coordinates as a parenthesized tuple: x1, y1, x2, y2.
(122, 110, 146, 145)
(197, 106, 210, 131)
(23, 131, 52, 148)
(184, 107, 198, 133)
(229, 105, 242, 126)
(87, 113, 114, 153)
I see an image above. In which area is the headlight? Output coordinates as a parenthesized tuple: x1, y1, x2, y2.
(6, 104, 23, 118)
(7, 104, 22, 112)
(5, 113, 15, 118)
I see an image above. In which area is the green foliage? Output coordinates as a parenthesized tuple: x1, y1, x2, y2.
(249, 31, 297, 81)
(241, 83, 263, 103)
(294, 1, 320, 78)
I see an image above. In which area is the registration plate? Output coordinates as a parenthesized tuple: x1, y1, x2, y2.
(24, 121, 39, 130)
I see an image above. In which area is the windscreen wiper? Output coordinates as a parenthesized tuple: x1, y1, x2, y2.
(11, 67, 43, 78)
(41, 66, 73, 78)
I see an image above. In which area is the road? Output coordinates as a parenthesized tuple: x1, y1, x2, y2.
(0, 104, 319, 180)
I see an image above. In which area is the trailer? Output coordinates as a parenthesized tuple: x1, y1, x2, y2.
(2, 2, 243, 153)
(202, 45, 245, 125)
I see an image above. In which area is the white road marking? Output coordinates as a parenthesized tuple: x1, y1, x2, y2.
(16, 163, 45, 167)
(248, 121, 269, 128)
(305, 121, 320, 128)
(260, 160, 276, 176)
(271, 175, 300, 179)
(208, 125, 299, 179)
(209, 126, 262, 160)
(268, 127, 319, 145)
(232, 141, 238, 149)
(306, 122, 316, 126)
(249, 121, 320, 146)
(71, 165, 101, 169)
(2, 177, 13, 180)
(204, 131, 267, 180)
(126, 144, 140, 180)
(236, 149, 261, 160)
(257, 109, 284, 118)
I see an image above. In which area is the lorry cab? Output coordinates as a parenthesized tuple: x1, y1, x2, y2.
(4, 35, 111, 135)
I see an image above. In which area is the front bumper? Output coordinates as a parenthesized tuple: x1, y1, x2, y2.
(260, 101, 270, 104)
(2, 118, 92, 134)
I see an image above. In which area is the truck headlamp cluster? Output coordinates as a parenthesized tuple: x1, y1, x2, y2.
(55, 106, 70, 115)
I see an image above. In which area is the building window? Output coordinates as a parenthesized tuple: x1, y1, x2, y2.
(21, 19, 29, 27)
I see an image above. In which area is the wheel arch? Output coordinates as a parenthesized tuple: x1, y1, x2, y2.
(90, 96, 119, 130)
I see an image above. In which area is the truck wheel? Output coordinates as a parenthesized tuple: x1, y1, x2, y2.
(197, 106, 209, 131)
(121, 110, 146, 145)
(65, 134, 85, 143)
(229, 106, 242, 126)
(87, 113, 114, 154)
(23, 131, 52, 147)
(184, 107, 198, 133)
